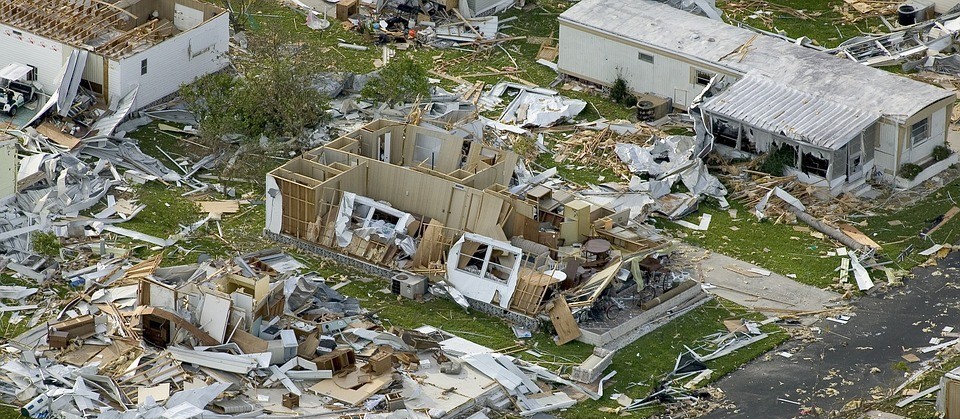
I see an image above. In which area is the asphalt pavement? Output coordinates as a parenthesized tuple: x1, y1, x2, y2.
(705, 252, 960, 418)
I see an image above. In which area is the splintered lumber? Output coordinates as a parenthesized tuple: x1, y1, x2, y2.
(925, 206, 960, 237)
(838, 223, 882, 249)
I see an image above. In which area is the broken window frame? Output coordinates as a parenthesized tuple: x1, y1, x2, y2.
(712, 118, 739, 148)
(740, 127, 759, 154)
(800, 147, 830, 179)
(910, 117, 930, 147)
(693, 69, 714, 86)
(455, 239, 518, 284)
(352, 201, 402, 230)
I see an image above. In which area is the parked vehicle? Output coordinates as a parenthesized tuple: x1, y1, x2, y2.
(0, 63, 42, 117)
(0, 88, 24, 117)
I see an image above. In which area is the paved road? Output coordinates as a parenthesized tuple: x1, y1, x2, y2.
(705, 252, 960, 418)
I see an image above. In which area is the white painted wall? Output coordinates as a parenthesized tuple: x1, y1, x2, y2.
(148, 282, 178, 312)
(111, 11, 230, 109)
(932, 0, 959, 13)
(558, 23, 730, 109)
(0, 140, 15, 200)
(446, 233, 522, 310)
(0, 24, 64, 94)
(905, 107, 946, 164)
(265, 175, 283, 234)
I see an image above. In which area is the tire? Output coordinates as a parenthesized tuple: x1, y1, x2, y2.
(7, 106, 16, 117)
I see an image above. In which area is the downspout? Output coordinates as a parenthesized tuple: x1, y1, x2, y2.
(892, 120, 901, 181)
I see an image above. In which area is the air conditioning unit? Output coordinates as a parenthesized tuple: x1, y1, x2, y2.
(391, 273, 426, 300)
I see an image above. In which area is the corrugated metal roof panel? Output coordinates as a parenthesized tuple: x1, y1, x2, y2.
(701, 73, 880, 150)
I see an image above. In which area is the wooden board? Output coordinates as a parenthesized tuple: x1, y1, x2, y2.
(412, 220, 445, 268)
(308, 372, 392, 406)
(36, 122, 80, 149)
(509, 267, 554, 315)
(926, 206, 960, 237)
(838, 223, 882, 249)
(197, 200, 240, 214)
(548, 296, 581, 345)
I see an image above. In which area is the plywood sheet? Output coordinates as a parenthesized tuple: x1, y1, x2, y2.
(926, 206, 960, 237)
(838, 223, 882, 249)
(412, 220, 445, 268)
(548, 296, 580, 345)
(197, 200, 240, 214)
(36, 122, 80, 149)
(137, 383, 171, 403)
(308, 373, 392, 406)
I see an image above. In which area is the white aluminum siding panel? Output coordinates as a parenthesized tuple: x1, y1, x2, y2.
(559, 23, 714, 109)
(0, 141, 15, 199)
(108, 59, 122, 106)
(115, 12, 230, 110)
(907, 107, 947, 164)
(0, 23, 65, 95)
(934, 0, 960, 13)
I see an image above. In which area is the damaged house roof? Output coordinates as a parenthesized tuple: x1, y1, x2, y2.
(700, 72, 882, 150)
(559, 0, 955, 124)
(0, 0, 226, 60)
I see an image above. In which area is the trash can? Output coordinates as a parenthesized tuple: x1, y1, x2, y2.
(898, 4, 917, 26)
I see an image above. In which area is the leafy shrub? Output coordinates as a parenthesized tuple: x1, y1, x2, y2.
(610, 76, 628, 103)
(623, 95, 638, 107)
(32, 232, 61, 257)
(361, 56, 430, 106)
(759, 144, 797, 176)
(933, 145, 952, 162)
(900, 163, 923, 180)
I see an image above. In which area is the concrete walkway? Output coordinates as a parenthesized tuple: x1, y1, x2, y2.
(678, 245, 843, 315)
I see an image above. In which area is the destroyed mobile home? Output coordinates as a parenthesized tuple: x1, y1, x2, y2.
(0, 251, 612, 418)
(0, 0, 229, 112)
(266, 118, 716, 348)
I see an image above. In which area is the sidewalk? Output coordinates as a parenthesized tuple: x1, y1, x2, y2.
(678, 245, 843, 316)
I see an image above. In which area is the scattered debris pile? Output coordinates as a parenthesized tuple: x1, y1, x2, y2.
(0, 251, 612, 418)
(287, 0, 520, 51)
(551, 122, 658, 181)
(721, 168, 869, 224)
(825, 10, 960, 70)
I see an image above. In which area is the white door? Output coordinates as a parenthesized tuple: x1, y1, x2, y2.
(673, 88, 688, 108)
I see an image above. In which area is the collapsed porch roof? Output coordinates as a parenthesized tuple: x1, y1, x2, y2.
(700, 73, 881, 150)
(0, 63, 32, 82)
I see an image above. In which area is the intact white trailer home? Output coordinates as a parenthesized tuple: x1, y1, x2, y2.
(558, 0, 958, 191)
(0, 0, 229, 111)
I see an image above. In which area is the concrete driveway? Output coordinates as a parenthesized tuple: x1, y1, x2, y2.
(679, 245, 843, 315)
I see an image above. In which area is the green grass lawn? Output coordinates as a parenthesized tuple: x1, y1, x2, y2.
(336, 274, 787, 417)
(862, 177, 960, 273)
(662, 199, 844, 289)
(718, 0, 886, 48)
